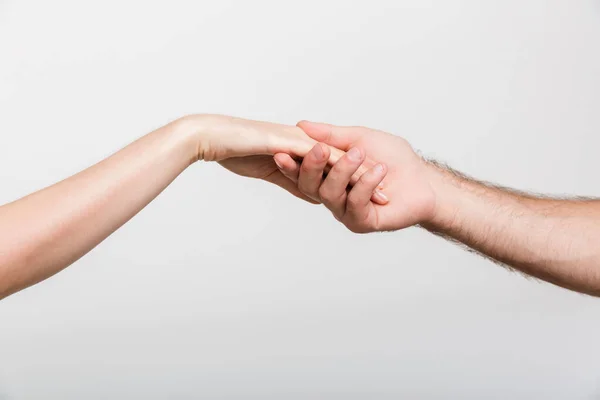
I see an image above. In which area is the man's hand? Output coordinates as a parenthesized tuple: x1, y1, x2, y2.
(273, 121, 600, 297)
(273, 121, 437, 233)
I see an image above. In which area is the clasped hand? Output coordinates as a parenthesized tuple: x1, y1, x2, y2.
(186, 114, 437, 234)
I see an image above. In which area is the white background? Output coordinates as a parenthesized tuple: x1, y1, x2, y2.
(1, 1, 600, 398)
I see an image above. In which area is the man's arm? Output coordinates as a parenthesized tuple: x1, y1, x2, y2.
(423, 161, 600, 296)
(274, 121, 600, 296)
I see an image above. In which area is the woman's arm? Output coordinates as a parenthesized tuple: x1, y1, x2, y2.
(0, 117, 195, 299)
(0, 114, 368, 300)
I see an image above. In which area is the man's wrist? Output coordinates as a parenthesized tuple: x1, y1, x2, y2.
(421, 159, 515, 235)
(421, 159, 466, 233)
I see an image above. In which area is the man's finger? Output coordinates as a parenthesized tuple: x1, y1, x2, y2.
(324, 148, 386, 205)
(326, 146, 372, 189)
(298, 143, 329, 200)
(319, 147, 364, 218)
(297, 122, 381, 198)
(277, 140, 386, 205)
(346, 163, 388, 221)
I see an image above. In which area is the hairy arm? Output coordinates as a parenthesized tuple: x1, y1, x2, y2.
(275, 121, 600, 296)
(424, 161, 600, 296)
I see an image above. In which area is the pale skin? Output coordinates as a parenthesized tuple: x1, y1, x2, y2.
(0, 114, 383, 300)
(274, 121, 600, 297)
(3, 116, 599, 300)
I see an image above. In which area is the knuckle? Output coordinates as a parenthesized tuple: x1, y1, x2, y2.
(363, 174, 379, 188)
(297, 180, 308, 192)
(330, 159, 346, 171)
(346, 193, 361, 210)
(356, 172, 371, 185)
(318, 185, 332, 200)
(298, 181, 316, 196)
(332, 161, 354, 177)
(300, 161, 315, 173)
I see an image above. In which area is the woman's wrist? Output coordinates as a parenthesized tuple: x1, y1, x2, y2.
(168, 114, 215, 164)
(173, 114, 252, 162)
(169, 113, 331, 164)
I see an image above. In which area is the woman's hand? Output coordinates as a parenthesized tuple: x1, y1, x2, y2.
(0, 114, 384, 300)
(218, 155, 318, 203)
(181, 114, 385, 203)
(183, 114, 316, 162)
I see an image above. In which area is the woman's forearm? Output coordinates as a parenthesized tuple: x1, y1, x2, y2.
(0, 113, 372, 300)
(0, 118, 198, 299)
(425, 162, 600, 296)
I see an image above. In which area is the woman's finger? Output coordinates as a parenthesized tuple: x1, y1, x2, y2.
(297, 143, 329, 201)
(273, 153, 300, 182)
(262, 168, 319, 204)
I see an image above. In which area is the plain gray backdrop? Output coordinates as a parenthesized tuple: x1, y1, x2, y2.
(1, 0, 600, 399)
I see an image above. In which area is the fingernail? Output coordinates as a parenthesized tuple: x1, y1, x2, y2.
(274, 158, 283, 169)
(312, 143, 324, 160)
(347, 147, 362, 162)
(374, 163, 385, 174)
(374, 190, 388, 203)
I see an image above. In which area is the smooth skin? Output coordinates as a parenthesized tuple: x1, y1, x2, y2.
(275, 121, 600, 297)
(0, 114, 380, 300)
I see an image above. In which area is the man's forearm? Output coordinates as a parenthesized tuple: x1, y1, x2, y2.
(423, 161, 600, 296)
